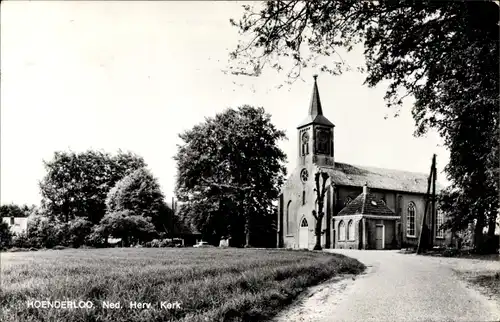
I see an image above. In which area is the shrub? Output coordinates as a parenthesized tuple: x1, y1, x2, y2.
(443, 248, 460, 257)
(28, 215, 78, 248)
(54, 222, 71, 246)
(26, 213, 59, 248)
(85, 225, 108, 248)
(23, 212, 95, 249)
(68, 218, 94, 247)
(0, 221, 13, 249)
(150, 239, 161, 248)
(8, 247, 28, 252)
(160, 239, 174, 247)
(11, 232, 31, 248)
(475, 234, 500, 254)
(97, 211, 157, 246)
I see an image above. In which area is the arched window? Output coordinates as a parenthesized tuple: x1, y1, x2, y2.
(345, 196, 352, 205)
(338, 221, 346, 241)
(315, 129, 330, 155)
(436, 211, 444, 238)
(286, 200, 292, 234)
(407, 202, 416, 237)
(300, 218, 308, 227)
(347, 220, 355, 240)
(301, 132, 309, 156)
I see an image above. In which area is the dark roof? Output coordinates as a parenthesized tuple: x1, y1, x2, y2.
(338, 189, 395, 216)
(297, 76, 334, 128)
(322, 162, 442, 194)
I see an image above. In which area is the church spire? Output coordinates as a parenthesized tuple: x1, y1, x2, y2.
(297, 75, 334, 129)
(309, 74, 323, 117)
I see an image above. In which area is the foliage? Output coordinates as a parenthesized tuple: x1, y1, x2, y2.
(146, 239, 178, 248)
(175, 105, 287, 247)
(0, 204, 35, 218)
(85, 225, 108, 248)
(6, 209, 94, 249)
(67, 218, 94, 248)
(442, 248, 460, 258)
(105, 167, 172, 234)
(0, 221, 13, 249)
(10, 232, 31, 249)
(98, 210, 158, 246)
(230, 1, 499, 250)
(39, 150, 146, 224)
(1, 248, 364, 321)
(26, 213, 66, 248)
(475, 234, 500, 255)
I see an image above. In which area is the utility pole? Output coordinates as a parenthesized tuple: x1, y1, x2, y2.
(417, 154, 436, 254)
(171, 197, 175, 240)
(430, 155, 437, 248)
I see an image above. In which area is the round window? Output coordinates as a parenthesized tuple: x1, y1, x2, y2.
(300, 168, 309, 183)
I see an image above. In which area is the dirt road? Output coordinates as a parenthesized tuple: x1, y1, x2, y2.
(274, 249, 500, 322)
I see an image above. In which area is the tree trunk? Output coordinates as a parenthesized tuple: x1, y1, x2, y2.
(244, 215, 251, 248)
(487, 211, 497, 236)
(313, 213, 323, 250)
(473, 214, 485, 253)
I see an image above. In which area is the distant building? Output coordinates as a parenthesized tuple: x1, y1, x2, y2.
(277, 76, 452, 250)
(2, 216, 28, 235)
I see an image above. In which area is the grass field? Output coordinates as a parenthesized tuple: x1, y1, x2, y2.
(0, 248, 365, 322)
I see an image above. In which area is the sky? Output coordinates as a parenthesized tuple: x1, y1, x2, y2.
(1, 1, 449, 206)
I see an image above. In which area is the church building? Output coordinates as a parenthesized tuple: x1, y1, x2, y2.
(277, 76, 451, 250)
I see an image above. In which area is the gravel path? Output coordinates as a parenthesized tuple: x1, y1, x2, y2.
(274, 249, 500, 322)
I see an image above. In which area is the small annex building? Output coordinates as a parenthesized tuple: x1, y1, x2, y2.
(335, 184, 401, 250)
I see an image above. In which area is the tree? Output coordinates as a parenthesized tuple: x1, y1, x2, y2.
(97, 210, 157, 246)
(175, 105, 287, 247)
(67, 218, 94, 248)
(0, 221, 12, 249)
(312, 172, 329, 250)
(105, 168, 172, 234)
(176, 200, 232, 246)
(26, 212, 60, 248)
(230, 1, 499, 251)
(85, 225, 108, 248)
(0, 204, 35, 218)
(39, 150, 146, 224)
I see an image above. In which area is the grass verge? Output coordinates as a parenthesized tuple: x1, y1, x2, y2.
(0, 248, 365, 322)
(468, 272, 500, 302)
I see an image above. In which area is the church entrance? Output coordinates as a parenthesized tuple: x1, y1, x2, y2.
(299, 218, 309, 249)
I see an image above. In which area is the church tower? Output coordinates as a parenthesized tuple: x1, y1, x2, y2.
(297, 75, 335, 168)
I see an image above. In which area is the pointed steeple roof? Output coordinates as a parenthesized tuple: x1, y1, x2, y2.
(297, 75, 334, 129)
(309, 74, 323, 115)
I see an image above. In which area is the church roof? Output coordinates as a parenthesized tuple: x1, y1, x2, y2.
(338, 186, 395, 216)
(297, 75, 334, 128)
(321, 162, 441, 194)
